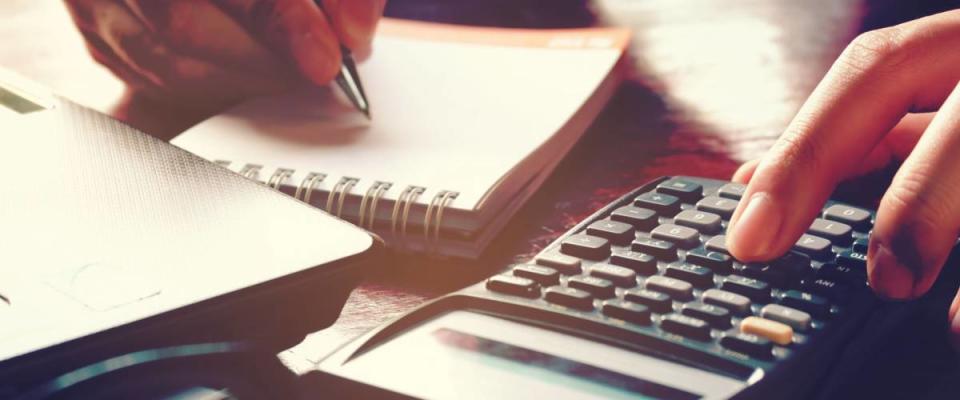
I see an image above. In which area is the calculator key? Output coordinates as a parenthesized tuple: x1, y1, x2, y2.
(610, 206, 658, 230)
(780, 290, 830, 318)
(512, 264, 560, 286)
(602, 300, 652, 325)
(486, 275, 540, 298)
(819, 263, 865, 284)
(702, 289, 752, 315)
(705, 235, 729, 254)
(853, 237, 869, 254)
(535, 252, 582, 275)
(695, 196, 738, 219)
(661, 314, 711, 341)
(586, 220, 635, 245)
(823, 204, 871, 230)
(682, 302, 731, 329)
(625, 289, 673, 313)
(651, 224, 700, 249)
(545, 286, 594, 311)
(718, 183, 746, 200)
(645, 276, 694, 301)
(741, 263, 786, 288)
(561, 234, 611, 260)
(685, 248, 733, 275)
(769, 252, 813, 283)
(835, 250, 867, 269)
(665, 263, 714, 288)
(808, 218, 853, 246)
(721, 333, 773, 359)
(760, 304, 812, 331)
(674, 210, 723, 234)
(793, 234, 833, 259)
(721, 275, 770, 302)
(610, 250, 658, 275)
(800, 278, 844, 300)
(656, 178, 703, 202)
(632, 237, 678, 260)
(635, 192, 681, 216)
(589, 264, 638, 287)
(740, 316, 793, 345)
(568, 275, 616, 299)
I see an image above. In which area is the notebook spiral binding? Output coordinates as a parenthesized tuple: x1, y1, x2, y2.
(218, 162, 458, 253)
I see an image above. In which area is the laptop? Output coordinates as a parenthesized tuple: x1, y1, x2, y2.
(0, 72, 382, 393)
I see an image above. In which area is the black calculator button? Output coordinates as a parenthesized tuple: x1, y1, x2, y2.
(682, 302, 731, 329)
(632, 237, 678, 260)
(793, 234, 833, 259)
(695, 196, 738, 219)
(685, 248, 733, 275)
(512, 264, 560, 286)
(645, 276, 694, 301)
(635, 192, 681, 216)
(721, 333, 773, 359)
(660, 314, 711, 341)
(718, 183, 747, 200)
(674, 210, 723, 234)
(721, 275, 771, 302)
(586, 220, 635, 245)
(545, 286, 594, 311)
(589, 264, 638, 287)
(705, 235, 729, 254)
(651, 224, 700, 249)
(602, 300, 652, 325)
(561, 234, 611, 260)
(823, 204, 872, 230)
(780, 290, 830, 318)
(702, 289, 752, 315)
(567, 275, 616, 299)
(761, 304, 812, 331)
(535, 252, 582, 275)
(770, 252, 813, 283)
(808, 218, 853, 246)
(835, 249, 867, 270)
(665, 263, 714, 288)
(741, 263, 787, 288)
(610, 206, 658, 230)
(486, 275, 540, 298)
(819, 263, 865, 284)
(625, 289, 673, 313)
(656, 179, 703, 202)
(853, 237, 869, 254)
(800, 278, 844, 300)
(610, 250, 658, 276)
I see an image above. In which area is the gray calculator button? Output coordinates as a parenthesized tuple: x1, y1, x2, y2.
(645, 275, 694, 301)
(808, 218, 852, 245)
(535, 252, 582, 275)
(793, 234, 832, 259)
(718, 183, 746, 200)
(760, 304, 812, 331)
(696, 196, 738, 218)
(823, 204, 871, 229)
(651, 224, 700, 249)
(702, 289, 751, 315)
(674, 210, 722, 234)
(705, 235, 729, 253)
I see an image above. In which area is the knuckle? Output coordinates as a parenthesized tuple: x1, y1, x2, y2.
(839, 27, 908, 75)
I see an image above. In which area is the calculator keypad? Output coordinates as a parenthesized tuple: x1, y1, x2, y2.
(484, 177, 874, 368)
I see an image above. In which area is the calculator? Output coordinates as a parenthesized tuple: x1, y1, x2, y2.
(317, 176, 941, 400)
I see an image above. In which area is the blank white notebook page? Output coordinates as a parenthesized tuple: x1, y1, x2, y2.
(173, 20, 627, 211)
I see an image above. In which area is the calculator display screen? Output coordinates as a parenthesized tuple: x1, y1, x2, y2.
(336, 311, 746, 400)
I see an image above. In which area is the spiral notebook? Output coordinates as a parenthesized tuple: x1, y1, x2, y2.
(172, 19, 629, 258)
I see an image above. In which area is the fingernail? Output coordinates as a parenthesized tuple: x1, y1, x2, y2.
(869, 242, 915, 299)
(728, 192, 781, 259)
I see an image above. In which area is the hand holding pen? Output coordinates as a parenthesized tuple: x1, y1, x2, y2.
(64, 0, 385, 113)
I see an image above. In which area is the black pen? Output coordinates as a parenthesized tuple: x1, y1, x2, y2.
(317, 2, 371, 119)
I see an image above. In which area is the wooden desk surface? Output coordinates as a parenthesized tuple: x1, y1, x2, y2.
(4, 1, 958, 398)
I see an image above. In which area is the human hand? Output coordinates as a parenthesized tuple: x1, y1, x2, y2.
(725, 9, 960, 339)
(64, 0, 386, 110)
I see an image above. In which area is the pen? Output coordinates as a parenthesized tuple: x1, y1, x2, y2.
(317, 2, 371, 119)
